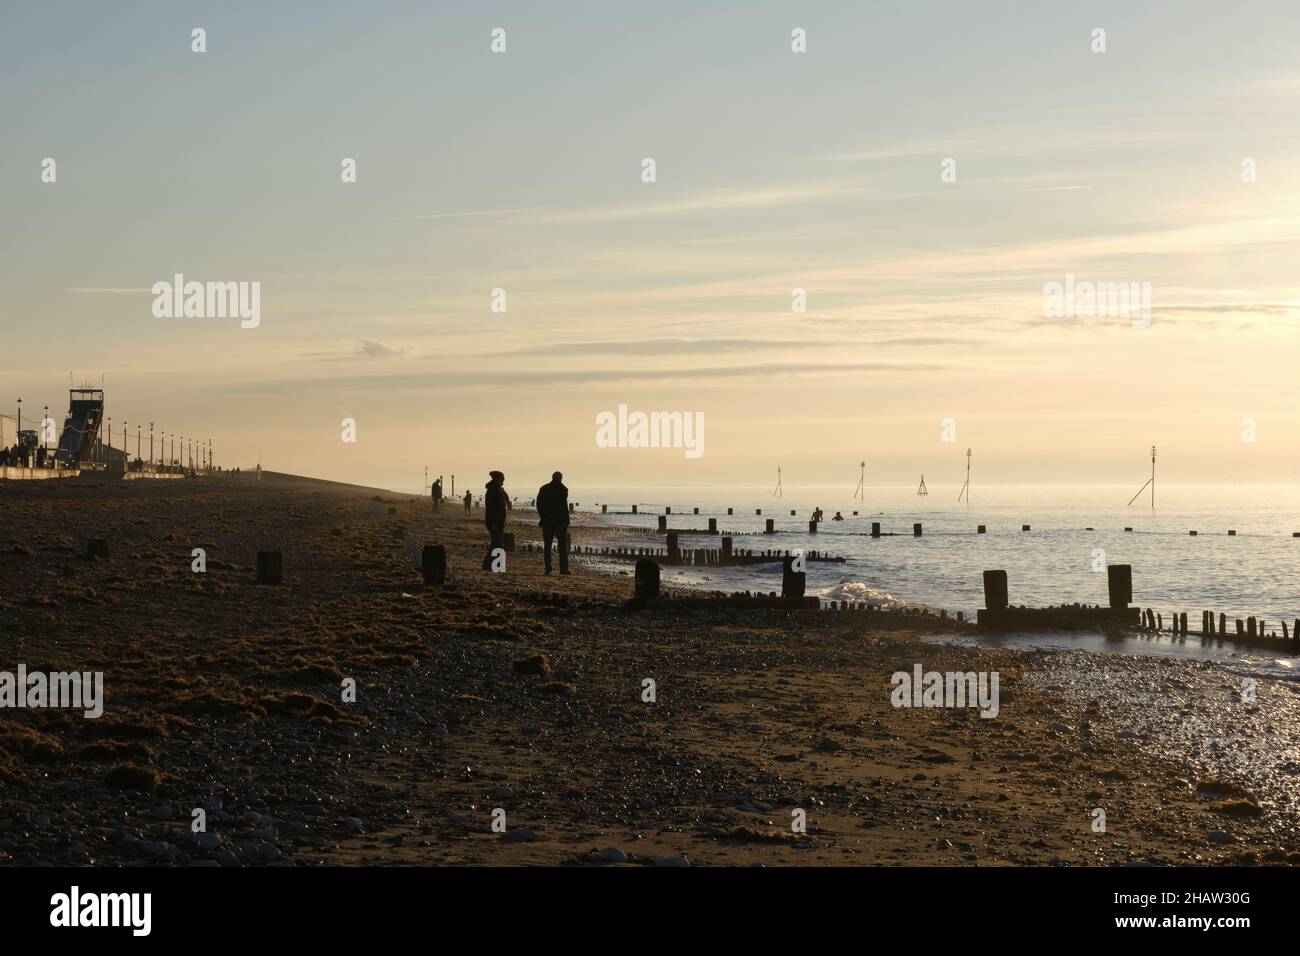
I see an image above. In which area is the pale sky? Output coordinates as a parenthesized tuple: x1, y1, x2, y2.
(4, 1, 1299, 493)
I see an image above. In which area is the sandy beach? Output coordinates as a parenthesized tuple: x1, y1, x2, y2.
(1, 473, 1297, 867)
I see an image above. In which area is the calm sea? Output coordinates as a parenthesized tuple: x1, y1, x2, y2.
(574, 484, 1300, 625)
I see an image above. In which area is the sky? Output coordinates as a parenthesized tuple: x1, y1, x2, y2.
(4, 0, 1299, 495)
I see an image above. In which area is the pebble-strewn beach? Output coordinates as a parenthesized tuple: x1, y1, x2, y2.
(0, 473, 1296, 866)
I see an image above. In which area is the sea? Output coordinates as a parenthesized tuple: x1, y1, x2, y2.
(570, 484, 1300, 628)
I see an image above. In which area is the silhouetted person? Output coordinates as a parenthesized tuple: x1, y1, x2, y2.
(833, 511, 844, 521)
(431, 477, 442, 513)
(482, 470, 509, 570)
(463, 490, 473, 515)
(535, 471, 570, 575)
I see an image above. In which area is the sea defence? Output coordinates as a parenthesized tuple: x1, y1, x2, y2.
(0, 466, 79, 480)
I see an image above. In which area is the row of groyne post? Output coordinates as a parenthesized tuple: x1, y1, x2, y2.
(590, 504, 1300, 539)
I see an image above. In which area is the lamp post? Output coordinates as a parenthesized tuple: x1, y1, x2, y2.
(107, 417, 112, 466)
(149, 423, 154, 467)
(16, 397, 21, 439)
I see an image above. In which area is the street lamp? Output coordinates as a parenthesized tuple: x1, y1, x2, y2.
(149, 423, 154, 467)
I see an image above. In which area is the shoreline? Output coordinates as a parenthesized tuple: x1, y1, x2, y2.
(0, 475, 1296, 865)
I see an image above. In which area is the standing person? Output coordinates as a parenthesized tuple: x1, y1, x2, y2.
(431, 477, 443, 513)
(463, 489, 473, 515)
(481, 470, 509, 570)
(535, 471, 570, 575)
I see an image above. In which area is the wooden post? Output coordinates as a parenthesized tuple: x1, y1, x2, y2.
(781, 556, 806, 599)
(665, 506, 671, 515)
(631, 504, 637, 514)
(1228, 529, 1236, 536)
(708, 517, 717, 533)
(601, 504, 607, 514)
(1219, 613, 1226, 635)
(1236, 619, 1244, 638)
(666, 532, 679, 562)
(256, 550, 283, 584)
(634, 560, 660, 600)
(657, 515, 667, 532)
(1106, 564, 1132, 610)
(421, 545, 447, 585)
(693, 507, 699, 514)
(808, 520, 817, 534)
(913, 522, 922, 537)
(1247, 617, 1257, 639)
(727, 507, 733, 515)
(982, 570, 1008, 611)
(1179, 612, 1188, 635)
(871, 522, 881, 538)
(977, 525, 986, 534)
(1189, 530, 1197, 536)
(756, 508, 762, 515)
(765, 518, 775, 534)
(721, 537, 733, 562)
(1021, 524, 1031, 531)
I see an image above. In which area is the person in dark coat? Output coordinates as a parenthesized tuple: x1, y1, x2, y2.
(431, 477, 442, 513)
(482, 470, 509, 569)
(463, 489, 472, 515)
(535, 471, 570, 575)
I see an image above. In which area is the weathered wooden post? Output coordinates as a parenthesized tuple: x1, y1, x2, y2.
(693, 507, 699, 514)
(634, 560, 660, 601)
(666, 532, 680, 563)
(631, 504, 638, 514)
(1179, 612, 1188, 635)
(256, 550, 283, 584)
(781, 555, 806, 599)
(1247, 617, 1257, 639)
(756, 508, 762, 515)
(1106, 564, 1132, 610)
(707, 517, 717, 533)
(983, 569, 1008, 612)
(421, 544, 447, 585)
(721, 537, 733, 562)
(1021, 524, 1031, 531)
(913, 523, 922, 537)
(977, 525, 986, 534)
(1228, 529, 1236, 536)
(601, 504, 607, 514)
(1219, 613, 1226, 635)
(765, 518, 775, 534)
(87, 538, 110, 559)
(871, 522, 881, 538)
(665, 506, 671, 515)
(1189, 530, 1197, 536)
(657, 515, 668, 532)
(727, 507, 733, 515)
(808, 520, 817, 534)
(1236, 619, 1244, 638)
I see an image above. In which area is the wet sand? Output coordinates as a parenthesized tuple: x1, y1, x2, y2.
(0, 473, 1296, 866)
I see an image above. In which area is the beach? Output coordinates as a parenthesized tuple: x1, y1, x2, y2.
(1, 473, 1296, 867)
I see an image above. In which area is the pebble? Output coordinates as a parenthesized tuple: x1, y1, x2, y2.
(600, 847, 628, 863)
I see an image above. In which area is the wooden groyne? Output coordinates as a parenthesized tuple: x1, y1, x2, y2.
(522, 533, 846, 568)
(978, 564, 1300, 652)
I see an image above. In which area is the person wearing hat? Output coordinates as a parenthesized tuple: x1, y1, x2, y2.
(535, 470, 571, 575)
(482, 470, 510, 569)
